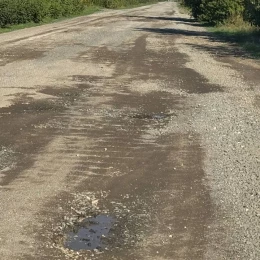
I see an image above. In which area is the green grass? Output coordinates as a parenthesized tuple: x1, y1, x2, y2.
(0, 0, 158, 34)
(209, 23, 260, 58)
(117, 0, 158, 9)
(0, 6, 100, 34)
(176, 1, 260, 58)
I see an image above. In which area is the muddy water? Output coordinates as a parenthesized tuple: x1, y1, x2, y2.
(65, 215, 115, 250)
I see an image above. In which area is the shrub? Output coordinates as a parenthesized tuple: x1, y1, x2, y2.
(0, 0, 84, 27)
(244, 0, 260, 26)
(25, 0, 49, 23)
(198, 0, 244, 25)
(82, 0, 153, 9)
(180, 0, 245, 25)
(49, 1, 63, 19)
(0, 0, 156, 28)
(181, 0, 203, 18)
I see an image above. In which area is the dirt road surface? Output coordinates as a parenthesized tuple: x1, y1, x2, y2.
(0, 1, 259, 259)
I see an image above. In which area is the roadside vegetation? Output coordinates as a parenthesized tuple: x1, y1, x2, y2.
(211, 22, 260, 58)
(82, 0, 157, 9)
(179, 0, 260, 58)
(0, 0, 156, 31)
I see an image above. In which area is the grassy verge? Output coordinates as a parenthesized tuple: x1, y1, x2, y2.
(176, 1, 260, 59)
(210, 24, 260, 58)
(0, 6, 101, 34)
(0, 0, 158, 35)
(118, 0, 158, 9)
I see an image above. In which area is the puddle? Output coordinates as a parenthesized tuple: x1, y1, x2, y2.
(65, 215, 115, 251)
(131, 112, 173, 120)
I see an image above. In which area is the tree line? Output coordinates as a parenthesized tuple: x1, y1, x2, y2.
(0, 0, 155, 28)
(0, 0, 85, 27)
(82, 0, 155, 8)
(180, 0, 260, 26)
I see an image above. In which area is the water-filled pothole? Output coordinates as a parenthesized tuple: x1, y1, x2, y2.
(65, 215, 115, 251)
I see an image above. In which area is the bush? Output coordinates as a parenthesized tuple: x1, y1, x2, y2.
(181, 0, 202, 18)
(0, 0, 84, 27)
(0, 0, 156, 27)
(198, 0, 244, 25)
(25, 0, 49, 23)
(180, 0, 245, 25)
(82, 0, 153, 9)
(49, 1, 63, 19)
(244, 0, 260, 26)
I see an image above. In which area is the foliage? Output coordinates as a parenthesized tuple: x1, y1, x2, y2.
(179, 0, 260, 57)
(199, 0, 244, 25)
(181, 0, 202, 18)
(180, 0, 260, 26)
(82, 0, 155, 9)
(211, 25, 260, 57)
(0, 0, 156, 28)
(244, 0, 260, 26)
(0, 0, 84, 27)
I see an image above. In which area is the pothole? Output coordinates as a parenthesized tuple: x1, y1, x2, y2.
(51, 191, 156, 257)
(65, 214, 115, 251)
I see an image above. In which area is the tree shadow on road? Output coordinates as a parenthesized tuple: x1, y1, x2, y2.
(126, 15, 195, 23)
(138, 27, 211, 37)
(137, 27, 258, 60)
(129, 14, 259, 60)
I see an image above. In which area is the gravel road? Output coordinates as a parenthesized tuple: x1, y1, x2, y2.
(0, 1, 259, 259)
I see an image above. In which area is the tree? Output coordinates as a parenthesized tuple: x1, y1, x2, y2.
(244, 0, 260, 26)
(181, 0, 245, 25)
(198, 0, 244, 25)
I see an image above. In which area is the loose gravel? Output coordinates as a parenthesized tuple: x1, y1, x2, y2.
(170, 3, 260, 259)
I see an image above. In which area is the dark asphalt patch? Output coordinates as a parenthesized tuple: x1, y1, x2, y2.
(77, 35, 223, 94)
(0, 86, 86, 185)
(0, 47, 45, 66)
(0, 100, 59, 185)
